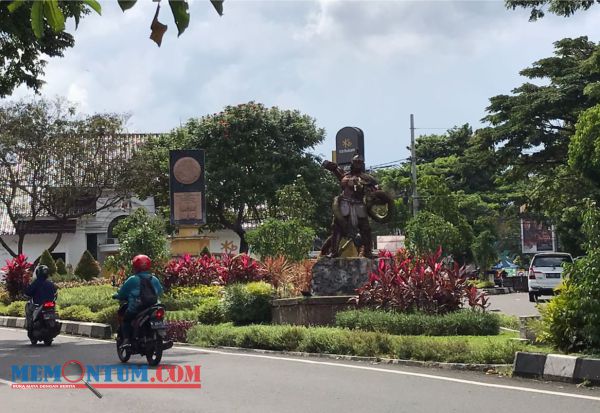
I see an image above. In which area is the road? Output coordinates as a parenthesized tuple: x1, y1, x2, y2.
(1, 327, 600, 412)
(487, 292, 541, 317)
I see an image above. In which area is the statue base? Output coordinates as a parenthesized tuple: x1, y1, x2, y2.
(310, 257, 373, 296)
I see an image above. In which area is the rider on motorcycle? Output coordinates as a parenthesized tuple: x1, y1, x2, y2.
(112, 255, 164, 348)
(24, 265, 57, 328)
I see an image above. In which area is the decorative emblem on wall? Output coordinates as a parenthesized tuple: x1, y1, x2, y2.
(220, 240, 238, 254)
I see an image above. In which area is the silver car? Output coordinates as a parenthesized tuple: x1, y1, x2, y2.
(528, 252, 573, 302)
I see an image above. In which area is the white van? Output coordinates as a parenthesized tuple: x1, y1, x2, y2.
(528, 252, 573, 302)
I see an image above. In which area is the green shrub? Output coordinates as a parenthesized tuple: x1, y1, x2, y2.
(246, 218, 316, 262)
(196, 297, 226, 324)
(57, 285, 115, 312)
(475, 281, 495, 289)
(170, 285, 223, 299)
(161, 295, 200, 311)
(4, 301, 26, 316)
(55, 258, 67, 275)
(94, 304, 119, 330)
(0, 303, 7, 315)
(59, 305, 96, 322)
(166, 309, 201, 322)
(51, 273, 79, 283)
(335, 310, 500, 336)
(75, 250, 101, 280)
(38, 250, 58, 275)
(223, 282, 273, 325)
(497, 314, 520, 330)
(186, 324, 539, 364)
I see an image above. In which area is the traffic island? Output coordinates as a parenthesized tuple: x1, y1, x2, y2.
(0, 316, 112, 339)
(271, 296, 357, 326)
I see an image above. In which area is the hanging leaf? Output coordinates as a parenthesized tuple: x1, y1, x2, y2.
(7, 0, 25, 13)
(30, 1, 44, 39)
(169, 0, 190, 37)
(118, 0, 137, 12)
(150, 4, 168, 47)
(44, 0, 65, 33)
(210, 0, 224, 16)
(83, 0, 102, 15)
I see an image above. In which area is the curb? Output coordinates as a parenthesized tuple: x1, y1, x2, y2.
(513, 351, 600, 384)
(205, 345, 509, 372)
(0, 316, 112, 339)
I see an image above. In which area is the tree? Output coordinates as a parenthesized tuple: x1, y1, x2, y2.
(505, 0, 600, 21)
(74, 250, 100, 280)
(246, 219, 316, 262)
(38, 250, 57, 275)
(471, 230, 498, 272)
(0, 98, 136, 257)
(569, 104, 600, 184)
(405, 212, 462, 257)
(112, 207, 170, 272)
(274, 177, 317, 225)
(131, 102, 329, 253)
(484, 37, 600, 179)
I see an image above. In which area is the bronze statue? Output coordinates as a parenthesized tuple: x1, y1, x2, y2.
(321, 154, 393, 259)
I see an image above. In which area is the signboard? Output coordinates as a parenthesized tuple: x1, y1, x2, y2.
(169, 150, 206, 226)
(335, 127, 364, 167)
(521, 219, 555, 253)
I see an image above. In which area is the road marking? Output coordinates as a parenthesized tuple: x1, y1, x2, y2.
(0, 378, 15, 386)
(2, 327, 600, 402)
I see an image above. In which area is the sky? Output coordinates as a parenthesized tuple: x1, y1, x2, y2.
(10, 0, 600, 167)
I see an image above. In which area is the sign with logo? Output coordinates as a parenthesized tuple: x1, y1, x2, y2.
(170, 150, 206, 226)
(335, 127, 364, 166)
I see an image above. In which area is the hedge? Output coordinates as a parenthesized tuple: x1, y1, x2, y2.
(335, 309, 500, 336)
(186, 324, 544, 364)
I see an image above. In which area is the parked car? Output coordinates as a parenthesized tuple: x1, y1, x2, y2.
(528, 252, 573, 302)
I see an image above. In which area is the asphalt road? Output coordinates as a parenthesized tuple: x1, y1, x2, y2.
(1, 327, 600, 412)
(487, 292, 542, 317)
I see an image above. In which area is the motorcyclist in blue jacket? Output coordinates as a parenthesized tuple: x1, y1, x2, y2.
(25, 265, 57, 328)
(113, 255, 163, 348)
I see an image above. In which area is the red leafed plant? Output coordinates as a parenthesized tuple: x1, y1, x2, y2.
(2, 254, 32, 300)
(354, 248, 489, 314)
(166, 320, 196, 343)
(162, 254, 223, 290)
(220, 253, 268, 284)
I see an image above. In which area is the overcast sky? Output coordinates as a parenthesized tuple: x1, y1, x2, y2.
(10, 0, 600, 166)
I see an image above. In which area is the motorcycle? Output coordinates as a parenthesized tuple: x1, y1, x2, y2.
(26, 298, 60, 346)
(115, 301, 173, 366)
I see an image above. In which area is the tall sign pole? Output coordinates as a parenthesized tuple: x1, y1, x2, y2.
(410, 114, 419, 217)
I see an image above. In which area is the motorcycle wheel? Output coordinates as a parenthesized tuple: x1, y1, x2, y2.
(116, 338, 131, 363)
(146, 336, 163, 366)
(43, 339, 52, 346)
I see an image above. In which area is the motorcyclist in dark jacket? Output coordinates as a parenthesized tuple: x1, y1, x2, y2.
(25, 265, 56, 305)
(24, 265, 57, 328)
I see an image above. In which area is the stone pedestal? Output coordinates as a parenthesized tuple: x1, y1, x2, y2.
(271, 296, 357, 326)
(169, 226, 210, 256)
(310, 257, 373, 296)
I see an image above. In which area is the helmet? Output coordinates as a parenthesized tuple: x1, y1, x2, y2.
(132, 255, 152, 273)
(36, 265, 50, 279)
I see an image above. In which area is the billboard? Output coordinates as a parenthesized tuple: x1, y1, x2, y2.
(521, 219, 555, 254)
(169, 150, 206, 226)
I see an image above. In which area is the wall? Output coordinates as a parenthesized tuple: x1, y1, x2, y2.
(0, 230, 87, 267)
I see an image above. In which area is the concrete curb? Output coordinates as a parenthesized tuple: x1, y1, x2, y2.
(513, 351, 600, 384)
(0, 316, 112, 339)
(206, 345, 509, 372)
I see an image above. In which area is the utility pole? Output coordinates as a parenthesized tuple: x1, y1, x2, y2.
(410, 114, 419, 217)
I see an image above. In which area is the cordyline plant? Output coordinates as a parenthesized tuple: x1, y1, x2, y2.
(2, 254, 32, 300)
(353, 248, 489, 314)
(160, 253, 268, 290)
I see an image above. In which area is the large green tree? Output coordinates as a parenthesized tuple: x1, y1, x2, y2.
(130, 102, 333, 253)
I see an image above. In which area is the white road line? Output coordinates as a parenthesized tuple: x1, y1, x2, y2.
(0, 377, 15, 386)
(2, 327, 600, 402)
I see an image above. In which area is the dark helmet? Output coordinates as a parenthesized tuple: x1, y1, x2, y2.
(132, 254, 152, 273)
(36, 265, 50, 279)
